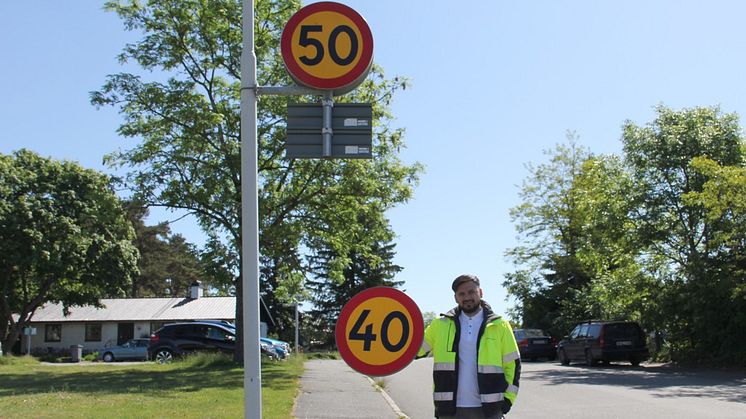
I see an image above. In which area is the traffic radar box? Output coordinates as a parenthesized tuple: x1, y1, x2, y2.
(286, 103, 372, 158)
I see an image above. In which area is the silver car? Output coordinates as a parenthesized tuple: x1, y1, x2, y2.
(100, 338, 149, 362)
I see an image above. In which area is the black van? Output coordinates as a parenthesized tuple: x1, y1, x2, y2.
(557, 320, 649, 366)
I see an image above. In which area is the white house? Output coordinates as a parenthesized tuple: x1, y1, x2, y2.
(19, 282, 268, 354)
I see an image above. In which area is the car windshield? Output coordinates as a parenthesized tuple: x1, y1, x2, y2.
(523, 329, 548, 337)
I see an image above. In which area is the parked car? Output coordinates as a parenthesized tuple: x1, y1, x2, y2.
(557, 320, 650, 366)
(100, 338, 149, 362)
(203, 320, 290, 359)
(148, 322, 279, 363)
(261, 337, 291, 359)
(148, 321, 237, 363)
(513, 328, 557, 361)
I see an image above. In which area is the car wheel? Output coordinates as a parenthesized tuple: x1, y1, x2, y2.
(558, 349, 570, 366)
(103, 352, 114, 363)
(585, 350, 595, 366)
(155, 349, 173, 364)
(630, 358, 641, 367)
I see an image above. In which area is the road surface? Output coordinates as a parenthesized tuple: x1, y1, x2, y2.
(382, 358, 746, 419)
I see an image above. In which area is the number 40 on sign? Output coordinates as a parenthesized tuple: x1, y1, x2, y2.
(335, 287, 424, 376)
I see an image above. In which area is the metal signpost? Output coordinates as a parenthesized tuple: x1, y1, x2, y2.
(23, 327, 37, 355)
(241, 1, 374, 417)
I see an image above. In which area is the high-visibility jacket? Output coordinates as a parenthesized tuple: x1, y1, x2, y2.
(417, 302, 520, 417)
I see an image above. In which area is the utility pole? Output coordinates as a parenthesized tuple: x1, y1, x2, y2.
(241, 1, 374, 416)
(240, 1, 261, 418)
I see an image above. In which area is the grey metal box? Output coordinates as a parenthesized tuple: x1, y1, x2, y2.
(286, 103, 372, 159)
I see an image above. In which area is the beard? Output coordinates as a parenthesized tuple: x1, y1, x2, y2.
(459, 300, 480, 314)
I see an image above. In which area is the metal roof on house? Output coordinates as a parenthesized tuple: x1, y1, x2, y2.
(28, 297, 236, 322)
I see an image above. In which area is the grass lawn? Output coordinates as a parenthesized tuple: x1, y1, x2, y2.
(0, 353, 304, 418)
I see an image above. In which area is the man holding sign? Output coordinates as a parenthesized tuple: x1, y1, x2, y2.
(418, 274, 520, 418)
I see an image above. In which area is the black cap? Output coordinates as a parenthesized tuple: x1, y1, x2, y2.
(451, 274, 480, 292)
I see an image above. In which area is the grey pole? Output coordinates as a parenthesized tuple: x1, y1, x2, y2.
(295, 301, 300, 353)
(241, 0, 262, 418)
(321, 90, 334, 157)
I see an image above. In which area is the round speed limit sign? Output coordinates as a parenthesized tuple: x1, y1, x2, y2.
(281, 1, 374, 94)
(335, 287, 424, 376)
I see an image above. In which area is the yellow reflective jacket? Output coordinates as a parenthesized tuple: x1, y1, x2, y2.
(417, 302, 520, 417)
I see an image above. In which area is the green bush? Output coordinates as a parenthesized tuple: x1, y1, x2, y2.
(83, 352, 99, 362)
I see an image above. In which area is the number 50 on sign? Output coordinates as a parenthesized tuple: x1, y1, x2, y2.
(335, 287, 424, 376)
(281, 1, 374, 94)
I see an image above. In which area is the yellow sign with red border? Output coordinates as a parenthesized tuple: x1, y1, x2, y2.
(281, 2, 373, 94)
(335, 287, 423, 376)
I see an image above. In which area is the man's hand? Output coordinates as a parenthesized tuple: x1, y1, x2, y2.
(501, 399, 512, 414)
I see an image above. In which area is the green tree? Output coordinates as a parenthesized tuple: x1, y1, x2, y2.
(126, 204, 169, 297)
(506, 106, 746, 364)
(126, 204, 206, 298)
(0, 150, 139, 353)
(422, 311, 437, 328)
(622, 105, 745, 362)
(92, 0, 421, 360)
(503, 134, 595, 337)
(681, 157, 746, 363)
(505, 136, 654, 338)
(570, 155, 660, 329)
(306, 210, 404, 346)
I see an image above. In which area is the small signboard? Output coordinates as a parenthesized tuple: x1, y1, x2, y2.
(335, 287, 424, 376)
(23, 327, 37, 336)
(286, 103, 372, 159)
(281, 1, 374, 95)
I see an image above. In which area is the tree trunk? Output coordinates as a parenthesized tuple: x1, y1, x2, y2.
(2, 322, 22, 357)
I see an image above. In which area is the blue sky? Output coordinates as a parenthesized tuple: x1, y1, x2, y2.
(3, 1, 746, 318)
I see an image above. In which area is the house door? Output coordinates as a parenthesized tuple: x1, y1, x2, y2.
(117, 323, 134, 345)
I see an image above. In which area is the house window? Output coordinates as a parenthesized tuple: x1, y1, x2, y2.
(85, 324, 102, 341)
(45, 324, 62, 342)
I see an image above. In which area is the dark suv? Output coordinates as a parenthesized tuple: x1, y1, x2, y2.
(148, 322, 236, 363)
(557, 320, 649, 366)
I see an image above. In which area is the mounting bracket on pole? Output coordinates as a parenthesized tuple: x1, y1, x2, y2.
(321, 91, 334, 157)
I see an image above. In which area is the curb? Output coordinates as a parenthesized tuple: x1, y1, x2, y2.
(366, 376, 410, 419)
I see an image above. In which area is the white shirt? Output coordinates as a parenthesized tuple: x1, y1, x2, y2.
(457, 307, 483, 407)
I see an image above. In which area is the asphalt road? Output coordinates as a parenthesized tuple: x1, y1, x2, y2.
(382, 358, 746, 419)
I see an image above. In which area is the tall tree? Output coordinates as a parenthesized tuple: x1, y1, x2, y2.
(126, 203, 205, 298)
(684, 157, 746, 363)
(306, 209, 404, 346)
(622, 105, 745, 362)
(125, 204, 170, 297)
(0, 150, 139, 353)
(569, 155, 660, 330)
(505, 106, 746, 364)
(503, 134, 595, 336)
(505, 135, 654, 338)
(92, 0, 421, 360)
